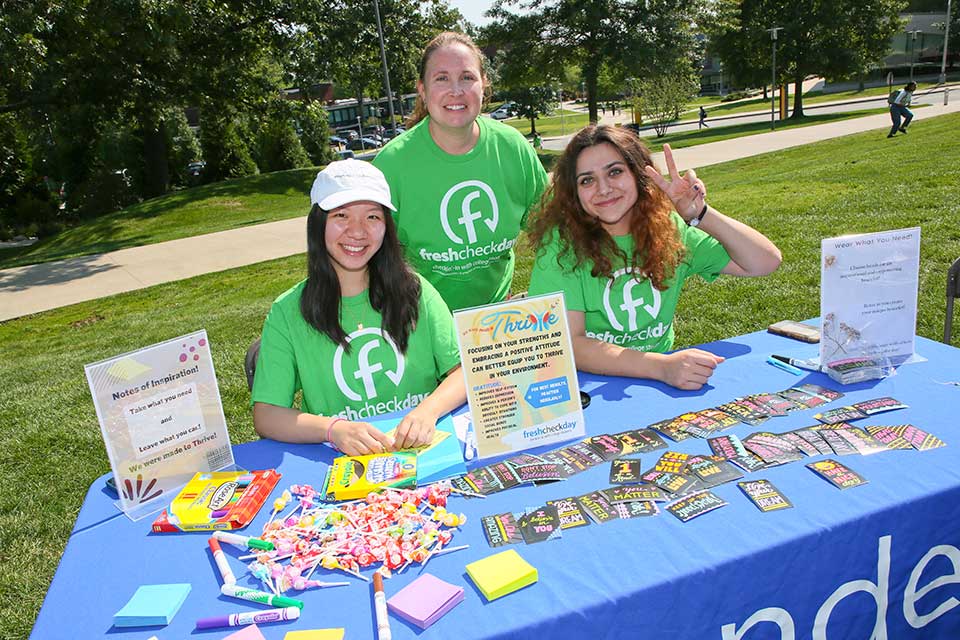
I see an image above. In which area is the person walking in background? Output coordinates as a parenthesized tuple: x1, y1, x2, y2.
(888, 82, 917, 138)
(373, 32, 548, 311)
(698, 106, 709, 129)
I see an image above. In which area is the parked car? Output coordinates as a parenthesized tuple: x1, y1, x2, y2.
(329, 135, 348, 148)
(186, 161, 206, 185)
(489, 102, 515, 120)
(347, 137, 381, 151)
(337, 149, 356, 160)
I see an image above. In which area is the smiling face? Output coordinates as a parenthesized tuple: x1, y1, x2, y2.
(575, 142, 640, 236)
(324, 201, 387, 285)
(417, 43, 485, 134)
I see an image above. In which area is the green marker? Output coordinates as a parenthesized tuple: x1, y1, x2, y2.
(212, 530, 275, 551)
(220, 584, 304, 609)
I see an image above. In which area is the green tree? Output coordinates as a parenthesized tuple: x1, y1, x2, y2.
(201, 115, 258, 183)
(708, 0, 904, 118)
(295, 101, 338, 167)
(638, 64, 701, 137)
(506, 86, 557, 136)
(485, 0, 703, 123)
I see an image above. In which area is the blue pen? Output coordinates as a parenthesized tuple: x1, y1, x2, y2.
(766, 355, 803, 375)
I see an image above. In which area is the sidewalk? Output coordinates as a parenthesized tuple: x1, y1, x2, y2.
(3, 101, 960, 323)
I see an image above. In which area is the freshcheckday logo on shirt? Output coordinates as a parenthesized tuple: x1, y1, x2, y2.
(591, 268, 669, 346)
(331, 328, 427, 420)
(417, 180, 516, 267)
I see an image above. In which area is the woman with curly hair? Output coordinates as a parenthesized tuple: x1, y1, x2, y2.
(528, 125, 781, 390)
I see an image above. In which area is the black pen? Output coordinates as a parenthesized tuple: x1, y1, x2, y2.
(770, 354, 823, 373)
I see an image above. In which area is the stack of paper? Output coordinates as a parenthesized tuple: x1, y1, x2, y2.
(113, 583, 191, 627)
(387, 573, 464, 629)
(465, 549, 538, 601)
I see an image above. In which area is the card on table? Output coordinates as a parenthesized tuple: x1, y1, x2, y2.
(576, 491, 620, 524)
(641, 470, 698, 494)
(814, 406, 868, 424)
(518, 505, 562, 544)
(603, 483, 669, 504)
(615, 428, 667, 454)
(648, 417, 693, 442)
(609, 458, 643, 484)
(738, 479, 793, 512)
(865, 426, 914, 450)
(614, 500, 659, 519)
(851, 396, 908, 416)
(586, 434, 624, 460)
(666, 491, 728, 522)
(717, 399, 770, 426)
(546, 497, 591, 529)
(807, 459, 869, 489)
(480, 512, 523, 547)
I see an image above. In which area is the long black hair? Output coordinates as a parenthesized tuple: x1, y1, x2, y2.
(300, 203, 421, 352)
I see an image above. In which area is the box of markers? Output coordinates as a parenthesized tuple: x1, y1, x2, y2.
(151, 469, 280, 533)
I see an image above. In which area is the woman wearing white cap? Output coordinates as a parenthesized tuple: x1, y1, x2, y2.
(251, 160, 466, 455)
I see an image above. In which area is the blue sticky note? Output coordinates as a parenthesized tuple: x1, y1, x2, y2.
(113, 583, 191, 627)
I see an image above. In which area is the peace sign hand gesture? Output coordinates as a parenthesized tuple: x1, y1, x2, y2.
(643, 144, 706, 223)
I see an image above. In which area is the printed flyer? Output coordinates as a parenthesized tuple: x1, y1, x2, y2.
(820, 227, 920, 366)
(85, 330, 234, 520)
(454, 292, 585, 459)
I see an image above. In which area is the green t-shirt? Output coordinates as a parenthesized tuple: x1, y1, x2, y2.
(251, 275, 461, 422)
(373, 116, 548, 311)
(528, 215, 731, 353)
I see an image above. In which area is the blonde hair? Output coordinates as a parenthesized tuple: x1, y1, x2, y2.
(407, 31, 490, 128)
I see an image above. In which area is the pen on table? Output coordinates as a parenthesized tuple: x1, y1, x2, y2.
(766, 355, 802, 376)
(373, 571, 392, 640)
(208, 537, 237, 585)
(195, 606, 300, 630)
(220, 583, 304, 609)
(770, 354, 823, 372)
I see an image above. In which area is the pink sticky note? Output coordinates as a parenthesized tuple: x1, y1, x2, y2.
(223, 624, 267, 640)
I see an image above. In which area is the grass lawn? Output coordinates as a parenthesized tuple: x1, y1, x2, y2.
(641, 108, 890, 151)
(684, 78, 955, 121)
(0, 168, 318, 270)
(503, 109, 590, 137)
(3, 112, 960, 638)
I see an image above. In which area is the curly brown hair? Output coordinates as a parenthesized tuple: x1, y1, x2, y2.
(528, 125, 685, 290)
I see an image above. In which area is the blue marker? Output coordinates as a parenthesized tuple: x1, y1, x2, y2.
(766, 355, 803, 376)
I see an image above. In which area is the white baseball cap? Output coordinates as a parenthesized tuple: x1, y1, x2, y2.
(309, 159, 396, 212)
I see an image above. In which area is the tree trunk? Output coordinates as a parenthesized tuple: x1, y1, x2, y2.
(763, 85, 768, 100)
(529, 116, 537, 136)
(142, 119, 169, 199)
(584, 61, 599, 124)
(791, 78, 804, 118)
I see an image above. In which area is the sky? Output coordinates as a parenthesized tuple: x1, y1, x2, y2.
(447, 0, 496, 26)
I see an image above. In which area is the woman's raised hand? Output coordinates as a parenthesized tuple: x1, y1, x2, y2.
(643, 144, 706, 222)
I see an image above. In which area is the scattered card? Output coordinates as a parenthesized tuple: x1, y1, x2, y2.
(666, 491, 728, 522)
(518, 505, 562, 544)
(480, 512, 523, 547)
(576, 492, 620, 524)
(546, 497, 591, 529)
(738, 479, 793, 512)
(807, 459, 868, 489)
(603, 484, 669, 503)
(815, 406, 869, 424)
(852, 397, 908, 416)
(615, 428, 668, 454)
(609, 458, 643, 484)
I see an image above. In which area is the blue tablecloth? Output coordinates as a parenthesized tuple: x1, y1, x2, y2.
(31, 330, 960, 639)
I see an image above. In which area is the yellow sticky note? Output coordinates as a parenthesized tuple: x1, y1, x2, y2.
(283, 630, 345, 640)
(465, 549, 538, 601)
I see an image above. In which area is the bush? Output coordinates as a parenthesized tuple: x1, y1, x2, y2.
(721, 90, 753, 102)
(70, 170, 138, 219)
(258, 118, 311, 173)
(295, 102, 337, 167)
(201, 116, 258, 183)
(166, 109, 202, 187)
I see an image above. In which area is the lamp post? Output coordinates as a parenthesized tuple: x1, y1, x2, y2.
(941, 0, 953, 84)
(909, 29, 922, 81)
(767, 27, 783, 130)
(373, 0, 397, 139)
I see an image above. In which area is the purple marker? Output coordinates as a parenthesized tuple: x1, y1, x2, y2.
(195, 606, 300, 629)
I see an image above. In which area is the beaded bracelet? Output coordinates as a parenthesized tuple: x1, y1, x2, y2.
(326, 418, 343, 448)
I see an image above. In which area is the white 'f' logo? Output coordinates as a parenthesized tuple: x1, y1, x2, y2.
(439, 180, 499, 244)
(333, 328, 404, 401)
(602, 268, 661, 331)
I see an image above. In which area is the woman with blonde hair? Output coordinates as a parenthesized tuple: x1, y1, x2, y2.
(374, 31, 548, 311)
(528, 125, 781, 390)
